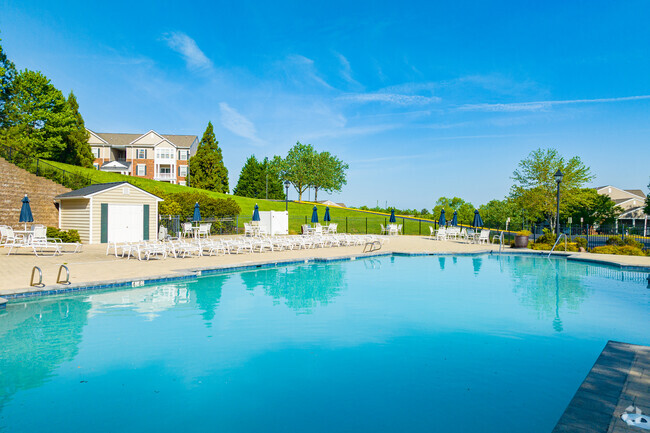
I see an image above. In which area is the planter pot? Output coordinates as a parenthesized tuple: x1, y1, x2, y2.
(514, 235, 530, 248)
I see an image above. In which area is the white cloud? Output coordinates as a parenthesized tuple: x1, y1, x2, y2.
(338, 92, 441, 105)
(284, 55, 334, 90)
(334, 52, 361, 88)
(219, 102, 264, 145)
(459, 95, 650, 112)
(162, 31, 212, 70)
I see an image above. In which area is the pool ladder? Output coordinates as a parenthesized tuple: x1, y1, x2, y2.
(497, 231, 505, 254)
(548, 233, 568, 258)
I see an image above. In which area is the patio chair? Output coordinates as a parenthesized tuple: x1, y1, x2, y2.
(380, 224, 388, 235)
(328, 223, 338, 234)
(3, 227, 30, 255)
(30, 227, 63, 257)
(198, 223, 211, 239)
(182, 222, 193, 238)
(477, 229, 491, 245)
(429, 226, 435, 239)
(244, 223, 254, 237)
(435, 227, 447, 241)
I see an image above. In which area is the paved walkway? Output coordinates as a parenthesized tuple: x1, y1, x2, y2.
(552, 341, 650, 433)
(0, 235, 648, 297)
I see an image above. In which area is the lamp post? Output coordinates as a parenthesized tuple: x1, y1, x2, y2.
(554, 169, 563, 235)
(284, 180, 290, 212)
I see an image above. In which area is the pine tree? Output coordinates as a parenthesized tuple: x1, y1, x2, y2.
(0, 35, 17, 130)
(233, 155, 261, 198)
(189, 121, 229, 193)
(61, 91, 93, 167)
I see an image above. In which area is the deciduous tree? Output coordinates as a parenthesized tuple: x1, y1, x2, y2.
(510, 148, 594, 232)
(310, 151, 348, 202)
(189, 122, 229, 193)
(432, 197, 475, 225)
(273, 142, 316, 202)
(0, 36, 16, 126)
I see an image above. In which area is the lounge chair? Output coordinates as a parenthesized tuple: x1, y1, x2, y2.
(30, 227, 63, 257)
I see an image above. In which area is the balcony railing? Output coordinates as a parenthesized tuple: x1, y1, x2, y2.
(154, 173, 176, 180)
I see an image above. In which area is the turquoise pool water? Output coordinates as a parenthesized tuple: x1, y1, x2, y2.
(1, 254, 649, 432)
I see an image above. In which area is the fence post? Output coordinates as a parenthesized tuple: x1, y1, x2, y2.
(36, 159, 39, 176)
(346, 217, 348, 233)
(419, 220, 421, 236)
(365, 218, 367, 234)
(403, 217, 405, 235)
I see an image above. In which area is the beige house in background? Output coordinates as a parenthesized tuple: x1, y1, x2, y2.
(87, 129, 199, 186)
(55, 182, 162, 244)
(596, 185, 648, 224)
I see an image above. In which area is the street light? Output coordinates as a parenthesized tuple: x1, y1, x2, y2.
(284, 180, 290, 212)
(554, 169, 563, 235)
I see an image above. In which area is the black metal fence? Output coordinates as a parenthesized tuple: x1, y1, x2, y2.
(530, 223, 650, 251)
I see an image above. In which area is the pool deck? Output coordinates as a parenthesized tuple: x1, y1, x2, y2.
(0, 235, 648, 301)
(552, 341, 650, 433)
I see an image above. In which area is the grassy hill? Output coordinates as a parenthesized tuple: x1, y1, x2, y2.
(46, 160, 437, 235)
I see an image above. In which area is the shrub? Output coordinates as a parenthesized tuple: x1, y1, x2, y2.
(536, 228, 556, 245)
(516, 230, 532, 236)
(531, 243, 552, 251)
(574, 237, 587, 249)
(161, 191, 241, 219)
(606, 236, 624, 246)
(622, 237, 643, 249)
(47, 227, 81, 243)
(591, 245, 645, 256)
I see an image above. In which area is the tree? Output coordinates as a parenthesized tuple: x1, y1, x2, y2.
(234, 156, 286, 200)
(60, 91, 93, 167)
(568, 188, 623, 226)
(645, 180, 650, 215)
(510, 148, 594, 232)
(310, 151, 348, 202)
(189, 122, 229, 193)
(479, 198, 526, 229)
(233, 155, 261, 198)
(274, 142, 316, 201)
(0, 35, 17, 126)
(432, 197, 475, 225)
(1, 70, 78, 160)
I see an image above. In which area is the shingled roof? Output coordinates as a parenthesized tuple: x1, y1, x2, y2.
(91, 132, 197, 148)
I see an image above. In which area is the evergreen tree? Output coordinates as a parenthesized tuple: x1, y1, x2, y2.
(189, 121, 229, 193)
(1, 69, 77, 160)
(0, 35, 17, 127)
(61, 91, 93, 167)
(234, 155, 286, 200)
(233, 155, 261, 198)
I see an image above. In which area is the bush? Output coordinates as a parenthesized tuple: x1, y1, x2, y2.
(591, 245, 645, 256)
(574, 237, 587, 249)
(47, 227, 81, 243)
(622, 237, 643, 249)
(606, 236, 624, 246)
(531, 243, 552, 251)
(516, 230, 532, 236)
(161, 191, 241, 219)
(536, 228, 556, 245)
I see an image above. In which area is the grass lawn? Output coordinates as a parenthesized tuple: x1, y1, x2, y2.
(46, 161, 438, 235)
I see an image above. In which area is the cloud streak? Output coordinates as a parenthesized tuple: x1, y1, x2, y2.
(459, 94, 650, 112)
(162, 31, 212, 70)
(219, 102, 264, 145)
(338, 92, 441, 105)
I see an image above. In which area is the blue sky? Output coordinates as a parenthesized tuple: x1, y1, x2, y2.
(1, 0, 649, 208)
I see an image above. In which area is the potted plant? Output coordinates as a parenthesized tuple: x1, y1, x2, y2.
(514, 230, 532, 248)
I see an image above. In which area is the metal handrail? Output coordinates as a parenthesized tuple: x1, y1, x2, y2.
(548, 233, 568, 257)
(498, 231, 505, 254)
(56, 265, 71, 285)
(30, 266, 44, 287)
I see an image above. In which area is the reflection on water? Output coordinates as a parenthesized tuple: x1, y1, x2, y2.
(0, 298, 90, 411)
(192, 275, 230, 327)
(472, 257, 482, 275)
(88, 285, 190, 321)
(238, 264, 346, 312)
(438, 257, 445, 270)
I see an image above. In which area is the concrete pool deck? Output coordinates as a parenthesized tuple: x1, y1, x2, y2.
(0, 235, 648, 299)
(552, 341, 650, 433)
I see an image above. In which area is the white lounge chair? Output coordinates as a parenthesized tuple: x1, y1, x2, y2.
(30, 227, 63, 257)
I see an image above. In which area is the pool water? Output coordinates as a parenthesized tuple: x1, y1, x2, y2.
(1, 254, 649, 432)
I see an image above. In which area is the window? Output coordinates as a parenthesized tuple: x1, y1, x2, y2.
(92, 148, 101, 159)
(155, 149, 173, 159)
(160, 166, 171, 174)
(178, 150, 188, 160)
(179, 165, 187, 177)
(137, 164, 146, 176)
(137, 149, 146, 159)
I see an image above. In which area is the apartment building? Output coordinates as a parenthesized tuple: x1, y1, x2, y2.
(596, 185, 648, 223)
(88, 129, 199, 185)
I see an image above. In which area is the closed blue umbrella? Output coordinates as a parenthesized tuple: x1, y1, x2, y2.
(389, 209, 396, 223)
(451, 211, 458, 226)
(19, 194, 33, 230)
(311, 206, 319, 223)
(438, 208, 446, 226)
(323, 206, 331, 223)
(193, 202, 201, 222)
(472, 209, 483, 229)
(252, 204, 260, 222)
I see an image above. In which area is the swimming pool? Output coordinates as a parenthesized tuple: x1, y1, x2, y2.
(1, 254, 648, 432)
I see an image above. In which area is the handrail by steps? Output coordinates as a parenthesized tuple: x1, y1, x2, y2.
(548, 233, 568, 258)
